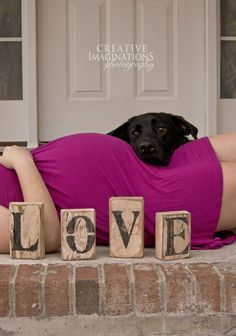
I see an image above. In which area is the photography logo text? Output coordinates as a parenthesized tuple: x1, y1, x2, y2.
(89, 44, 155, 72)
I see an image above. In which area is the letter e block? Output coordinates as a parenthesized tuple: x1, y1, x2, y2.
(61, 209, 96, 260)
(155, 211, 191, 260)
(109, 197, 144, 258)
(9, 202, 45, 259)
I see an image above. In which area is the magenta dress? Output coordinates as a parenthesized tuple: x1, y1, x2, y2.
(0, 133, 235, 250)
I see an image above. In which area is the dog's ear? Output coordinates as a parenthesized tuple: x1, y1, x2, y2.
(171, 114, 198, 139)
(107, 122, 130, 142)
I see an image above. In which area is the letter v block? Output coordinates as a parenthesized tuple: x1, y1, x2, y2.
(61, 209, 96, 260)
(155, 211, 191, 260)
(109, 197, 144, 258)
(9, 202, 45, 259)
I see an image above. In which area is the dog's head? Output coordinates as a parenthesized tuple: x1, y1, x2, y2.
(108, 112, 198, 165)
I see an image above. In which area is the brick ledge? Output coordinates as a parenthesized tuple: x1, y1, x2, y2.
(0, 244, 235, 321)
(0, 243, 236, 265)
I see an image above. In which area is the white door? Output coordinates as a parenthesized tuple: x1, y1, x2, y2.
(37, 0, 209, 141)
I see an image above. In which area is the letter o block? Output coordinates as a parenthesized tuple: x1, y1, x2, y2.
(155, 211, 191, 260)
(61, 209, 96, 260)
(9, 202, 45, 259)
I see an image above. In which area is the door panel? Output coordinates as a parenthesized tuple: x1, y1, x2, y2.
(135, 0, 174, 97)
(37, 0, 206, 141)
(68, 0, 108, 98)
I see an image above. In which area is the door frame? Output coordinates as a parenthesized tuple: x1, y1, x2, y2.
(23, 0, 38, 148)
(205, 0, 218, 136)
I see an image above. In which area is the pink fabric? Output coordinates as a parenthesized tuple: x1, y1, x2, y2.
(0, 133, 235, 249)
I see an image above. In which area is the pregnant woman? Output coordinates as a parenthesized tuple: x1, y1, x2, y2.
(0, 132, 235, 253)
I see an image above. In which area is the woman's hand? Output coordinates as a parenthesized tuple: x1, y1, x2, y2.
(0, 145, 33, 170)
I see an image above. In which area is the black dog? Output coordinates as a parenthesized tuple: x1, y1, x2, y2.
(108, 112, 198, 165)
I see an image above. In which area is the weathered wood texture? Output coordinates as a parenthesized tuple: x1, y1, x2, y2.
(61, 209, 96, 260)
(109, 197, 144, 258)
(9, 202, 45, 259)
(156, 211, 191, 260)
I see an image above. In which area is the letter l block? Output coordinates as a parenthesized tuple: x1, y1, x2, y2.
(9, 202, 45, 259)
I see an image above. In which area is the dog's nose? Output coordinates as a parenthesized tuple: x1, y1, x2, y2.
(140, 143, 156, 155)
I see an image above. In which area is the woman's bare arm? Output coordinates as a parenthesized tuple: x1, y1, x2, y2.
(0, 146, 60, 253)
(0, 205, 11, 253)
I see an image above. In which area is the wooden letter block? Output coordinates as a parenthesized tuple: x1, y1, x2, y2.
(109, 197, 144, 258)
(9, 202, 45, 259)
(155, 211, 191, 260)
(61, 209, 96, 260)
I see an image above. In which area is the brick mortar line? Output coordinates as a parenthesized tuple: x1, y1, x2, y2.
(212, 265, 226, 313)
(8, 265, 18, 318)
(98, 264, 105, 316)
(40, 265, 47, 318)
(184, 265, 197, 313)
(127, 264, 136, 315)
(69, 264, 76, 316)
(156, 264, 166, 312)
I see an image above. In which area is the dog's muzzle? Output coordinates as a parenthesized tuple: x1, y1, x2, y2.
(139, 143, 156, 155)
(136, 142, 170, 165)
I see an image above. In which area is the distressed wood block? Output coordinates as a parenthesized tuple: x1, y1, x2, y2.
(61, 209, 96, 260)
(9, 202, 45, 259)
(109, 197, 144, 258)
(155, 211, 191, 260)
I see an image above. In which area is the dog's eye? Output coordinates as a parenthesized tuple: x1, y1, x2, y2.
(132, 130, 140, 136)
(157, 127, 167, 134)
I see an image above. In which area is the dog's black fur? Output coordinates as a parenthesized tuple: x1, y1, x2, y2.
(108, 112, 198, 165)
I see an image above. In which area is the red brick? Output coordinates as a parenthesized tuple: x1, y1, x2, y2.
(160, 264, 192, 313)
(104, 264, 130, 315)
(0, 265, 14, 317)
(216, 263, 236, 313)
(133, 263, 160, 314)
(189, 264, 221, 313)
(45, 264, 71, 317)
(76, 266, 99, 315)
(15, 264, 43, 317)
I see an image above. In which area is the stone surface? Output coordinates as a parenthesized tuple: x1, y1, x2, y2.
(0, 243, 235, 265)
(0, 315, 235, 336)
